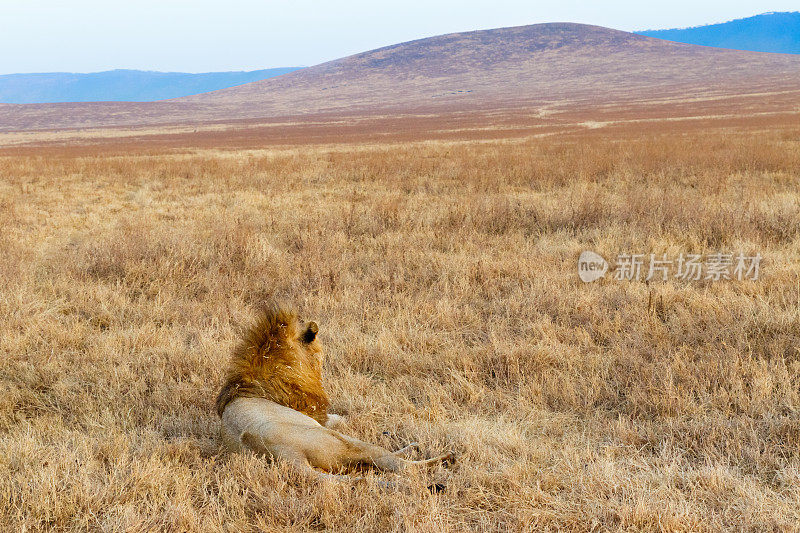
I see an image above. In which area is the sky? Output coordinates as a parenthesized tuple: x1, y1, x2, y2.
(1, 1, 797, 74)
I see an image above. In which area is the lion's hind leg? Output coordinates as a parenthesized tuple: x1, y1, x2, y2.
(241, 431, 364, 484)
(326, 433, 454, 473)
(282, 450, 362, 484)
(351, 445, 454, 472)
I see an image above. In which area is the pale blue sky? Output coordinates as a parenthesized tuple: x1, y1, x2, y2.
(1, 1, 796, 74)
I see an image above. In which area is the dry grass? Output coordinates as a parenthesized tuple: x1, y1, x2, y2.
(1, 127, 800, 531)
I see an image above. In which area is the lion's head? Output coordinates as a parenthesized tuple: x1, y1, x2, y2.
(215, 306, 330, 425)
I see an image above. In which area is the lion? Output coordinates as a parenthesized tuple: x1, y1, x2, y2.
(216, 306, 454, 483)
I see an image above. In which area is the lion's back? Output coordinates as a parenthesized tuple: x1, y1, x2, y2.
(220, 397, 323, 453)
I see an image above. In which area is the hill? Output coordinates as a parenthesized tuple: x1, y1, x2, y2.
(0, 68, 302, 104)
(179, 22, 800, 112)
(636, 12, 800, 54)
(2, 23, 800, 134)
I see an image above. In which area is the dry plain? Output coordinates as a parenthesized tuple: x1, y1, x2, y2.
(1, 106, 800, 531)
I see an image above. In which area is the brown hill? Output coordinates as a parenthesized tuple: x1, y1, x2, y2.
(1, 23, 799, 134)
(183, 22, 800, 109)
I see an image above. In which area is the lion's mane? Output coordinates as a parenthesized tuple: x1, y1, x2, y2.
(215, 307, 330, 425)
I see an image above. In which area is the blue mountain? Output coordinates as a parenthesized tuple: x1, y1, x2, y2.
(0, 68, 302, 104)
(636, 12, 800, 54)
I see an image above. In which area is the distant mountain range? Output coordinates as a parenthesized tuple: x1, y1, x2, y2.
(4, 22, 800, 133)
(0, 68, 302, 104)
(636, 11, 800, 54)
(3, 12, 797, 107)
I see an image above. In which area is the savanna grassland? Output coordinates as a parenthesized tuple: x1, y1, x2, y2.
(1, 124, 800, 531)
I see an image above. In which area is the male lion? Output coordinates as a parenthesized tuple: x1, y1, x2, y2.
(216, 306, 454, 483)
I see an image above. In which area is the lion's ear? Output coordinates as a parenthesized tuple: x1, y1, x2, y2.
(302, 322, 318, 344)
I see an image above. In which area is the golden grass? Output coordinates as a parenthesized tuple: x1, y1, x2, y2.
(1, 128, 800, 531)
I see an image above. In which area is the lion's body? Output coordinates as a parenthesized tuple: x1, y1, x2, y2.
(221, 397, 411, 474)
(216, 307, 454, 482)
